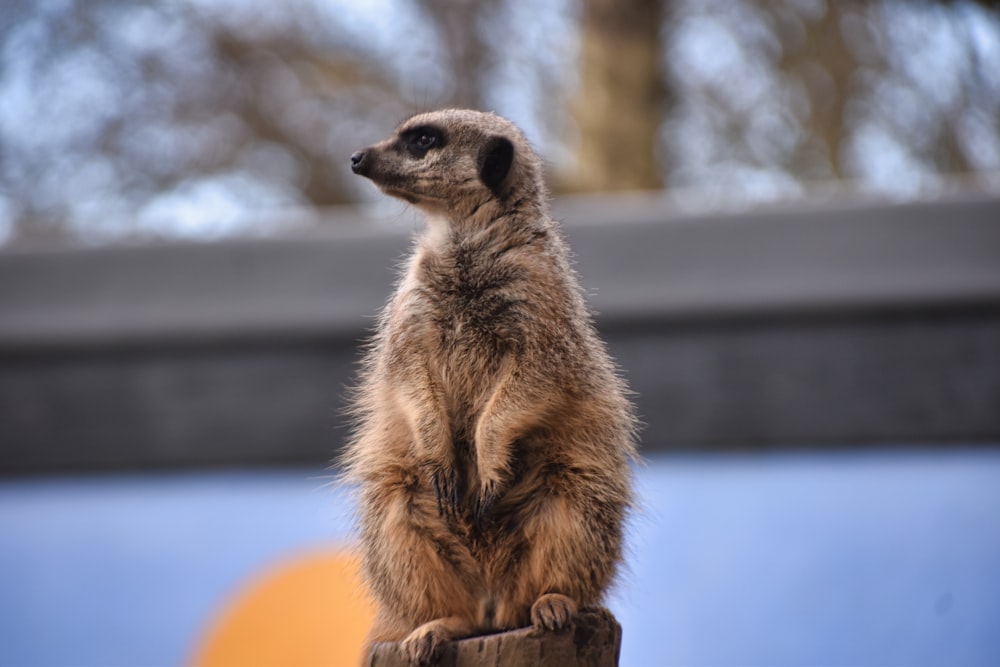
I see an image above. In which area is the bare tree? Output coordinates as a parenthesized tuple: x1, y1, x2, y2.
(3, 0, 999, 247)
(414, 0, 502, 110)
(0, 0, 407, 246)
(662, 0, 1000, 195)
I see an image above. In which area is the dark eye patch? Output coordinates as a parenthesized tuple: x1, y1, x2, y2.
(400, 125, 446, 158)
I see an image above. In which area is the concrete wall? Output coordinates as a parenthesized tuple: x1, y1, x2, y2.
(2, 194, 999, 473)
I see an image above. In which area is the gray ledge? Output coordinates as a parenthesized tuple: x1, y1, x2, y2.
(1, 193, 998, 349)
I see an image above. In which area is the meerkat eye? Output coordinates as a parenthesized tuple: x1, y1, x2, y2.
(402, 125, 445, 158)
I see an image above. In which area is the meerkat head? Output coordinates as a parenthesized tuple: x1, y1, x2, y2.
(350, 109, 544, 217)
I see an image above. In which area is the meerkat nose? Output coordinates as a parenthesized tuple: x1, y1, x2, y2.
(350, 150, 368, 174)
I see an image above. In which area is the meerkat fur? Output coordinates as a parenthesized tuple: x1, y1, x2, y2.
(344, 109, 637, 666)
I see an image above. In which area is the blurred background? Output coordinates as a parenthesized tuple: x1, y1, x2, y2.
(2, 0, 1000, 665)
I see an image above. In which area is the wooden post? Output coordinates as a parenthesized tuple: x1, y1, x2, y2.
(368, 609, 622, 667)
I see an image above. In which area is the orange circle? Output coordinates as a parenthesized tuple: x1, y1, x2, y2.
(193, 549, 374, 667)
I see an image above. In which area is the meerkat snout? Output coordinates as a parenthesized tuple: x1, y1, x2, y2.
(350, 150, 367, 174)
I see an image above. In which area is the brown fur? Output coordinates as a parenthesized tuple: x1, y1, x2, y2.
(343, 110, 637, 666)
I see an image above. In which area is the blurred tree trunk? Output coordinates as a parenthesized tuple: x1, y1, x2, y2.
(778, 3, 856, 180)
(570, 0, 665, 192)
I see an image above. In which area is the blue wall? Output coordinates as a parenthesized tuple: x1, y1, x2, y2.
(2, 448, 999, 666)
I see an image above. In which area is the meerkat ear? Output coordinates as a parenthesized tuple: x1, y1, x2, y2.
(477, 136, 514, 192)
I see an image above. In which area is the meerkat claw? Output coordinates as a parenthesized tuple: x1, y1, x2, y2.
(430, 466, 461, 520)
(474, 481, 500, 528)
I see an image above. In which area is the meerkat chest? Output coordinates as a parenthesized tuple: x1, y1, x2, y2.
(385, 266, 518, 427)
(417, 249, 528, 355)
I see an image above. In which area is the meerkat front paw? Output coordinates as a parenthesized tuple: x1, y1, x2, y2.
(530, 593, 578, 632)
(401, 618, 462, 666)
(401, 626, 443, 666)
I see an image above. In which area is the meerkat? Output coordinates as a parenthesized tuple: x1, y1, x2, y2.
(343, 109, 637, 666)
